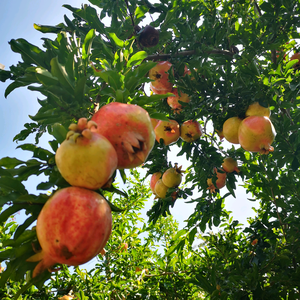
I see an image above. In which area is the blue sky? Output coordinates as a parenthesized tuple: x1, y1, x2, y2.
(0, 0, 258, 234)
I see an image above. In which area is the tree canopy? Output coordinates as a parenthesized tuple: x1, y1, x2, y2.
(1, 0, 300, 299)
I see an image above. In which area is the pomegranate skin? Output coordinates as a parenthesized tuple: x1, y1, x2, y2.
(55, 130, 118, 190)
(238, 116, 276, 154)
(30, 187, 112, 277)
(91, 102, 155, 169)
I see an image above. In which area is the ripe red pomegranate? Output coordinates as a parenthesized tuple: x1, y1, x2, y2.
(55, 118, 118, 190)
(167, 88, 190, 113)
(238, 116, 276, 154)
(150, 172, 162, 195)
(162, 164, 184, 188)
(91, 102, 155, 169)
(149, 61, 173, 94)
(27, 187, 112, 278)
(207, 168, 226, 192)
(222, 117, 243, 144)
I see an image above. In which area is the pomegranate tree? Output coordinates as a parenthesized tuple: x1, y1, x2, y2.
(55, 118, 118, 190)
(27, 187, 112, 278)
(91, 102, 155, 169)
(238, 116, 276, 154)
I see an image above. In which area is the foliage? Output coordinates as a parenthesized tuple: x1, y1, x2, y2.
(1, 0, 300, 298)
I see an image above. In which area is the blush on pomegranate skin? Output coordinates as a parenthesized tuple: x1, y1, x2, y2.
(91, 102, 155, 169)
(27, 187, 112, 278)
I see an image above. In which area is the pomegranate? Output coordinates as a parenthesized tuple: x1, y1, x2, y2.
(167, 88, 190, 113)
(154, 179, 169, 198)
(149, 61, 173, 94)
(27, 187, 112, 277)
(91, 102, 155, 169)
(55, 118, 118, 190)
(150, 172, 162, 195)
(207, 168, 226, 192)
(222, 116, 243, 144)
(151, 118, 159, 129)
(154, 119, 180, 145)
(162, 164, 184, 188)
(245, 102, 270, 117)
(222, 157, 240, 173)
(238, 116, 276, 154)
(180, 120, 203, 143)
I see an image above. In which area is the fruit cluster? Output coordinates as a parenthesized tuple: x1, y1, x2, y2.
(148, 61, 204, 146)
(219, 102, 276, 155)
(207, 157, 240, 193)
(150, 164, 184, 199)
(151, 118, 203, 145)
(28, 102, 156, 278)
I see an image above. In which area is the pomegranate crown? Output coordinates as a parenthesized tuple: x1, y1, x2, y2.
(67, 118, 98, 141)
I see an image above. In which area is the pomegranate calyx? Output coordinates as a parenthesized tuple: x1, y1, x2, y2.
(66, 131, 81, 142)
(81, 129, 93, 140)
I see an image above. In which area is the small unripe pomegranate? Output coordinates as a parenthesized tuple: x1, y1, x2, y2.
(238, 116, 276, 154)
(91, 103, 155, 169)
(55, 118, 118, 190)
(149, 61, 173, 94)
(207, 168, 226, 192)
(222, 117, 243, 144)
(27, 187, 112, 278)
(222, 157, 240, 173)
(162, 164, 184, 188)
(154, 179, 169, 198)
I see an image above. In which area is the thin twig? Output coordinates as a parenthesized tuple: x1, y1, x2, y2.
(146, 49, 234, 61)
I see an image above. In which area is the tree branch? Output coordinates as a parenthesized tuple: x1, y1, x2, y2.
(146, 49, 234, 61)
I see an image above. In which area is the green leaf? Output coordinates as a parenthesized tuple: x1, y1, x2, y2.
(63, 5, 106, 34)
(0, 204, 26, 224)
(82, 29, 96, 60)
(48, 123, 68, 144)
(33, 23, 63, 34)
(0, 177, 27, 194)
(9, 39, 48, 69)
(127, 51, 148, 67)
(149, 112, 170, 121)
(285, 59, 299, 72)
(108, 32, 124, 48)
(50, 57, 74, 94)
(33, 67, 59, 86)
(3, 229, 37, 247)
